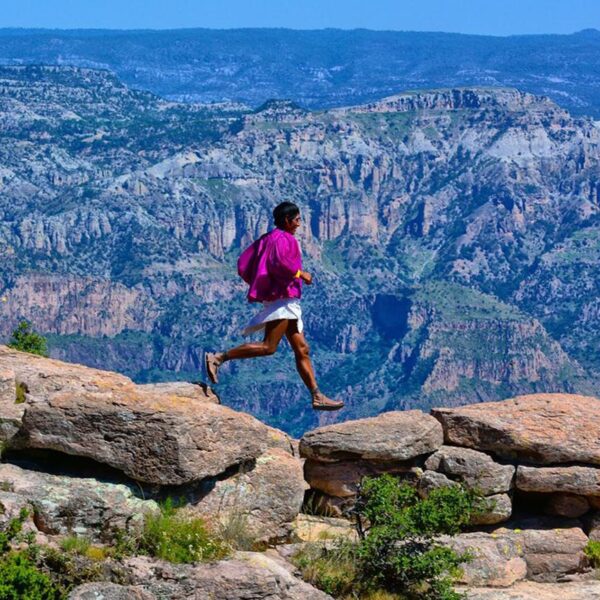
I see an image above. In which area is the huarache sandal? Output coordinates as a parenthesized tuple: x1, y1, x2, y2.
(312, 390, 344, 411)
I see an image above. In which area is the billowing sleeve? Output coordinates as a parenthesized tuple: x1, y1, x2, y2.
(268, 234, 301, 284)
(237, 240, 257, 284)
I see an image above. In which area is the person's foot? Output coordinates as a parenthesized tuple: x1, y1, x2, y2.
(204, 352, 222, 385)
(311, 390, 344, 411)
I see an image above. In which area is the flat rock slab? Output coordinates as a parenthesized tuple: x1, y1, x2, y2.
(463, 581, 600, 600)
(69, 583, 154, 600)
(0, 462, 157, 538)
(0, 346, 292, 485)
(300, 410, 443, 462)
(517, 465, 600, 496)
(425, 445, 515, 494)
(187, 448, 306, 543)
(120, 552, 334, 600)
(432, 394, 600, 465)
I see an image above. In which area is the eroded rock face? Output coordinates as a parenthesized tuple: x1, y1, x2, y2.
(0, 368, 24, 443)
(0, 463, 157, 538)
(432, 394, 600, 465)
(187, 448, 307, 543)
(425, 445, 515, 495)
(300, 411, 443, 462)
(1, 346, 291, 485)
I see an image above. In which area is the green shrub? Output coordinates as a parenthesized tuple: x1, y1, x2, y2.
(7, 322, 48, 357)
(139, 498, 229, 564)
(585, 540, 600, 568)
(0, 551, 61, 600)
(0, 510, 62, 600)
(294, 475, 478, 600)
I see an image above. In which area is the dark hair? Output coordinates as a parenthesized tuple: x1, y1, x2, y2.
(273, 201, 300, 228)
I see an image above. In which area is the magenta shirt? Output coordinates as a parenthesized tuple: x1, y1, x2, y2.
(237, 228, 303, 303)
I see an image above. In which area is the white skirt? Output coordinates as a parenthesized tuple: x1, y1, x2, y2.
(242, 298, 303, 336)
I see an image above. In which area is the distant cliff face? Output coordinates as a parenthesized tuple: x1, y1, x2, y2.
(0, 66, 597, 436)
(1, 29, 600, 118)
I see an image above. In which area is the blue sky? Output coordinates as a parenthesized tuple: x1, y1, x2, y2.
(1, 0, 599, 35)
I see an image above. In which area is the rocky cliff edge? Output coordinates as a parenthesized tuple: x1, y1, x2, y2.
(1, 345, 600, 598)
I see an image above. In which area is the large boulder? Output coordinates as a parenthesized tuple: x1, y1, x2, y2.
(516, 465, 600, 496)
(0, 462, 157, 538)
(425, 445, 515, 495)
(187, 448, 307, 543)
(0, 346, 292, 485)
(432, 394, 600, 465)
(300, 410, 443, 462)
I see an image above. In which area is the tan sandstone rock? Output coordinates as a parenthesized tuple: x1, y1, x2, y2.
(432, 393, 600, 465)
(300, 410, 443, 462)
(187, 448, 307, 543)
(0, 346, 292, 485)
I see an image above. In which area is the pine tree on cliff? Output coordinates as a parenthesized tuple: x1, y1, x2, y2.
(8, 321, 48, 357)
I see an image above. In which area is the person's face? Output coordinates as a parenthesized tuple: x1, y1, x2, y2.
(284, 213, 301, 234)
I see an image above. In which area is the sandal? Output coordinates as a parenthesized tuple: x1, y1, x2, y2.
(312, 390, 344, 411)
(204, 351, 221, 385)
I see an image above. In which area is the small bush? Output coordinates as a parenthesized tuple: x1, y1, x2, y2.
(139, 498, 229, 564)
(7, 322, 48, 358)
(294, 475, 479, 600)
(0, 510, 62, 600)
(0, 551, 61, 600)
(585, 540, 600, 568)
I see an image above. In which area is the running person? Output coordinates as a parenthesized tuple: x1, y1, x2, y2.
(204, 201, 344, 411)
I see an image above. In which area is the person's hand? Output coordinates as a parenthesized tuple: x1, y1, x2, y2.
(301, 271, 313, 285)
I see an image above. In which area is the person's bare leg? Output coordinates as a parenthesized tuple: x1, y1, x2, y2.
(205, 319, 288, 383)
(286, 321, 344, 410)
(285, 320, 317, 390)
